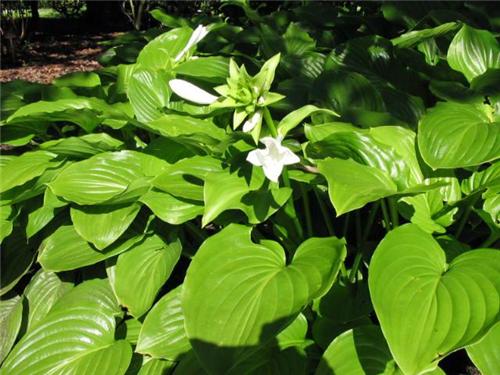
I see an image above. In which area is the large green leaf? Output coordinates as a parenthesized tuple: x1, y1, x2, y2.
(369, 224, 500, 375)
(49, 151, 167, 205)
(315, 326, 399, 375)
(113, 234, 182, 318)
(392, 22, 459, 49)
(23, 270, 73, 332)
(137, 28, 191, 70)
(70, 203, 141, 250)
(136, 286, 190, 360)
(0, 151, 58, 193)
(466, 322, 500, 375)
(0, 295, 23, 364)
(127, 69, 172, 123)
(277, 104, 338, 137)
(418, 102, 500, 169)
(203, 167, 292, 226)
(447, 25, 500, 82)
(317, 158, 397, 216)
(1, 279, 132, 375)
(183, 224, 346, 373)
(38, 225, 144, 271)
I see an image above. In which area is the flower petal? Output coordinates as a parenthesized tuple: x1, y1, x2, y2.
(169, 79, 218, 105)
(281, 148, 300, 165)
(246, 149, 264, 166)
(174, 25, 209, 62)
(242, 110, 262, 132)
(262, 160, 284, 183)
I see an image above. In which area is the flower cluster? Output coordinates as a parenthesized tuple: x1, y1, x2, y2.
(168, 27, 300, 183)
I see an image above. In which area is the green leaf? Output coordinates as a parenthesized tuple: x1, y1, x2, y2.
(49, 151, 167, 205)
(136, 286, 190, 360)
(0, 295, 23, 364)
(137, 358, 176, 375)
(53, 71, 101, 88)
(277, 105, 338, 137)
(137, 28, 191, 70)
(202, 167, 292, 226)
(113, 235, 182, 318)
(315, 326, 399, 375)
(418, 102, 500, 169)
(447, 25, 500, 82)
(317, 158, 397, 216)
(183, 224, 346, 373)
(2, 279, 132, 375)
(399, 190, 458, 233)
(1, 232, 34, 296)
(38, 225, 144, 271)
(71, 203, 141, 250)
(153, 156, 222, 201)
(369, 224, 500, 375)
(391, 22, 459, 49)
(0, 205, 13, 242)
(23, 270, 73, 332)
(0, 151, 58, 193)
(140, 189, 203, 225)
(146, 114, 225, 141)
(175, 57, 229, 83)
(127, 69, 172, 123)
(39, 133, 124, 159)
(467, 322, 500, 375)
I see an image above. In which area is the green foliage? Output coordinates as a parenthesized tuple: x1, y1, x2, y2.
(1, 2, 499, 374)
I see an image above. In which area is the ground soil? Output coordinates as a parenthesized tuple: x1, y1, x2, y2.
(0, 31, 121, 84)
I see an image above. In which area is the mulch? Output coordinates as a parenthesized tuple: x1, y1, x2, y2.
(0, 32, 121, 84)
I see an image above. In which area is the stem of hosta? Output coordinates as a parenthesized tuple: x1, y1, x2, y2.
(263, 107, 303, 240)
(349, 252, 363, 283)
(455, 195, 479, 239)
(388, 197, 399, 228)
(300, 184, 313, 237)
(380, 199, 391, 231)
(186, 222, 207, 244)
(480, 233, 499, 248)
(314, 188, 335, 236)
(362, 202, 379, 243)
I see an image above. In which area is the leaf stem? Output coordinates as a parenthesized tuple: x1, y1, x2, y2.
(185, 222, 207, 244)
(349, 252, 363, 283)
(380, 199, 391, 231)
(362, 202, 380, 242)
(455, 195, 479, 239)
(281, 168, 303, 240)
(300, 184, 313, 238)
(314, 188, 335, 236)
(388, 197, 399, 228)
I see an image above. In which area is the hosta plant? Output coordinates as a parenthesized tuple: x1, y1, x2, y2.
(1, 2, 499, 375)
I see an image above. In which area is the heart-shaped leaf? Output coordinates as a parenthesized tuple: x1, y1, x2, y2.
(183, 224, 346, 373)
(369, 224, 500, 375)
(447, 25, 500, 82)
(418, 101, 500, 169)
(2, 279, 132, 375)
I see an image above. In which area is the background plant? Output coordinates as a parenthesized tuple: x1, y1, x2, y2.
(0, 1, 499, 374)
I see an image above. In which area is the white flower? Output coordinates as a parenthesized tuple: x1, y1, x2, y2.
(246, 136, 300, 182)
(242, 110, 262, 132)
(174, 25, 209, 62)
(169, 79, 219, 105)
